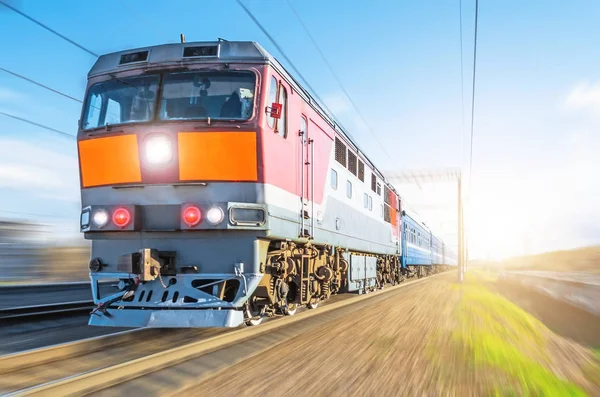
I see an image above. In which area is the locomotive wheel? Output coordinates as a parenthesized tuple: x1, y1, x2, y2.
(283, 303, 297, 316)
(244, 298, 264, 326)
(245, 313, 263, 326)
(307, 299, 319, 309)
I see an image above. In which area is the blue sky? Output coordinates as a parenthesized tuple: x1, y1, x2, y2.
(0, 0, 599, 258)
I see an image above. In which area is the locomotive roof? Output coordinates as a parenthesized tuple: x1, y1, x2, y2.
(88, 41, 272, 77)
(89, 40, 398, 197)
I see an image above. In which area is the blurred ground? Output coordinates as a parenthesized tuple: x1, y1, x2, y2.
(180, 272, 600, 397)
(0, 246, 89, 283)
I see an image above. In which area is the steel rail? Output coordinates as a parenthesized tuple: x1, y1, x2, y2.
(0, 329, 144, 375)
(505, 271, 600, 288)
(0, 301, 94, 320)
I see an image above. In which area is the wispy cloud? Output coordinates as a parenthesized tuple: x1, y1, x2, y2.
(322, 91, 371, 140)
(564, 81, 600, 113)
(322, 92, 352, 115)
(0, 138, 79, 201)
(0, 87, 26, 103)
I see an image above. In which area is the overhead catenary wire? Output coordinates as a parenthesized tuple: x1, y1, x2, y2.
(459, 0, 465, 169)
(285, 0, 397, 166)
(0, 111, 76, 140)
(0, 67, 82, 103)
(468, 0, 479, 187)
(234, 0, 364, 146)
(0, 0, 98, 57)
(464, 0, 479, 269)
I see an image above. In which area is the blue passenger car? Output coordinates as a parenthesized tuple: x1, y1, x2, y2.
(401, 211, 432, 268)
(399, 210, 457, 277)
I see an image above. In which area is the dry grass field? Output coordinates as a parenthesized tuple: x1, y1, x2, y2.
(488, 246, 600, 273)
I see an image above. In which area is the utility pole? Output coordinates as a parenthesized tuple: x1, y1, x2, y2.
(384, 168, 466, 283)
(458, 173, 464, 283)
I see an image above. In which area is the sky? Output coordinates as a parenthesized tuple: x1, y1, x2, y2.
(0, 0, 599, 258)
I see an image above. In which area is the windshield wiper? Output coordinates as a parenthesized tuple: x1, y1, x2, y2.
(193, 118, 245, 129)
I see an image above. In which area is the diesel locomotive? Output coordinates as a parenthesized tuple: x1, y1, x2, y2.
(78, 40, 455, 328)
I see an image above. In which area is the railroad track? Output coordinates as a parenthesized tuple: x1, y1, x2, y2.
(501, 271, 600, 316)
(0, 301, 95, 321)
(0, 271, 450, 396)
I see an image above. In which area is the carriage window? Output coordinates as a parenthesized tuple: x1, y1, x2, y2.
(160, 71, 255, 121)
(276, 85, 287, 138)
(363, 193, 368, 208)
(346, 180, 352, 198)
(380, 204, 383, 218)
(376, 183, 382, 196)
(371, 173, 377, 192)
(368, 195, 373, 211)
(267, 76, 277, 128)
(331, 169, 338, 190)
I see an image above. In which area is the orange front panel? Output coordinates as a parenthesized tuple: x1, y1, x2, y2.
(391, 207, 397, 226)
(78, 135, 142, 188)
(178, 132, 258, 181)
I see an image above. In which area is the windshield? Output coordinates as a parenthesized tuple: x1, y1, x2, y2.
(82, 75, 159, 130)
(159, 71, 255, 121)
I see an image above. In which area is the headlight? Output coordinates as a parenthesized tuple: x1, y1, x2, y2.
(92, 209, 109, 228)
(145, 135, 172, 165)
(206, 206, 224, 225)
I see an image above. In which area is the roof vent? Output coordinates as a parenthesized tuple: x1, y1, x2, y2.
(183, 45, 219, 58)
(119, 51, 149, 65)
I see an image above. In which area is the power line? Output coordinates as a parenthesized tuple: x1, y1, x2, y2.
(233, 1, 330, 112)
(233, 0, 359, 144)
(284, 0, 396, 165)
(0, 67, 82, 103)
(0, 0, 97, 57)
(459, 0, 465, 168)
(0, 111, 76, 140)
(468, 0, 479, 186)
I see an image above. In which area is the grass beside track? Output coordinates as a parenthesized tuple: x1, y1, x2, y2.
(453, 274, 589, 396)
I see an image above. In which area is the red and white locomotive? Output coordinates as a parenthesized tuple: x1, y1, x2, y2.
(78, 40, 423, 328)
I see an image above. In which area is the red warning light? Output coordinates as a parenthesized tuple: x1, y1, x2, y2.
(183, 206, 201, 227)
(112, 208, 131, 228)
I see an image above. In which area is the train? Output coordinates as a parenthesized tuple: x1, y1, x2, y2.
(77, 40, 456, 328)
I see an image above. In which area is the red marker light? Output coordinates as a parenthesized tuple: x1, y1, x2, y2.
(112, 208, 131, 228)
(183, 206, 201, 227)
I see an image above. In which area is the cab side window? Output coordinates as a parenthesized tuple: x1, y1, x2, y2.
(276, 85, 287, 138)
(267, 76, 277, 128)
